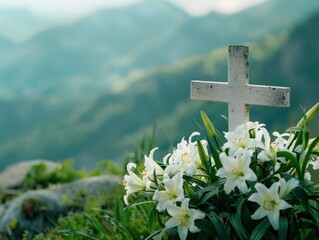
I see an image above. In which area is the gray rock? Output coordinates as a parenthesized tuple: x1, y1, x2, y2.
(0, 190, 66, 239)
(0, 175, 122, 239)
(0, 205, 7, 224)
(52, 175, 122, 201)
(0, 160, 56, 189)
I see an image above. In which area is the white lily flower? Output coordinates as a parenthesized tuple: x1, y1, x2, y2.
(153, 172, 185, 211)
(257, 128, 275, 161)
(223, 122, 263, 155)
(216, 149, 257, 194)
(123, 163, 146, 205)
(272, 131, 294, 151)
(258, 131, 294, 163)
(279, 178, 298, 198)
(310, 157, 319, 170)
(142, 147, 164, 189)
(248, 182, 292, 230)
(164, 132, 207, 176)
(258, 147, 277, 162)
(304, 171, 312, 181)
(306, 144, 319, 171)
(165, 198, 205, 240)
(245, 121, 267, 142)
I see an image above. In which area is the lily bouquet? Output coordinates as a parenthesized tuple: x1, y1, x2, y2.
(123, 103, 319, 240)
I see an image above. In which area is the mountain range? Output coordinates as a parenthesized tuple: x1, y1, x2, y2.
(1, 0, 319, 99)
(0, 7, 55, 42)
(0, 0, 318, 170)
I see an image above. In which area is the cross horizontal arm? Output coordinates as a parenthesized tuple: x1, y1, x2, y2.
(191, 81, 229, 102)
(245, 85, 290, 107)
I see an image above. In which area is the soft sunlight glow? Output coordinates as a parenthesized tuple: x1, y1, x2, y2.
(0, 0, 143, 18)
(0, 0, 267, 18)
(172, 0, 267, 15)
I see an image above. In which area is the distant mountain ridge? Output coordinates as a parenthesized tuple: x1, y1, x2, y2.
(0, 8, 318, 170)
(124, 0, 319, 70)
(0, 1, 190, 99)
(0, 7, 55, 42)
(1, 0, 319, 99)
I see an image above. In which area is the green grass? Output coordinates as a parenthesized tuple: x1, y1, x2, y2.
(26, 133, 159, 240)
(32, 189, 154, 240)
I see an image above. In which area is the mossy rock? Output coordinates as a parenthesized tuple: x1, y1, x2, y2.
(0, 175, 122, 239)
(0, 190, 66, 239)
(0, 160, 56, 189)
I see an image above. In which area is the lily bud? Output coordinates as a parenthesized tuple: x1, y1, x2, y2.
(297, 102, 319, 127)
(200, 111, 217, 138)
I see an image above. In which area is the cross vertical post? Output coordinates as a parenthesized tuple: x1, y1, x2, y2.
(227, 45, 250, 130)
(191, 45, 290, 131)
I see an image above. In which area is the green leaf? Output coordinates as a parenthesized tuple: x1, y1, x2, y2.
(195, 219, 216, 237)
(198, 180, 225, 205)
(57, 229, 98, 239)
(304, 229, 319, 240)
(293, 187, 308, 202)
(249, 218, 270, 240)
(145, 227, 167, 240)
(97, 209, 134, 240)
(115, 199, 129, 224)
(183, 175, 207, 188)
(126, 193, 153, 209)
(293, 187, 319, 230)
(200, 179, 226, 193)
(229, 213, 248, 240)
(228, 197, 250, 240)
(298, 179, 315, 194)
(184, 181, 198, 203)
(207, 137, 222, 170)
(294, 131, 304, 151)
(82, 212, 107, 234)
(290, 212, 301, 240)
(167, 227, 178, 240)
(236, 197, 250, 236)
(277, 151, 302, 179)
(198, 187, 219, 205)
(148, 205, 157, 232)
(207, 212, 226, 239)
(278, 216, 288, 240)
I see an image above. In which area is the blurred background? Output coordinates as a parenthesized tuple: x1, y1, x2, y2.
(0, 0, 318, 171)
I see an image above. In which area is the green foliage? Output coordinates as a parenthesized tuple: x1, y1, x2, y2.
(122, 104, 319, 239)
(33, 189, 156, 240)
(198, 108, 319, 239)
(24, 133, 159, 240)
(94, 160, 123, 176)
(21, 159, 123, 191)
(3, 105, 318, 240)
(21, 160, 87, 190)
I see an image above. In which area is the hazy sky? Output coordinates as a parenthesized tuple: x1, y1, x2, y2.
(0, 0, 267, 18)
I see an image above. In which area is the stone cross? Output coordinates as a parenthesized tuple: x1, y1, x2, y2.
(191, 45, 290, 130)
